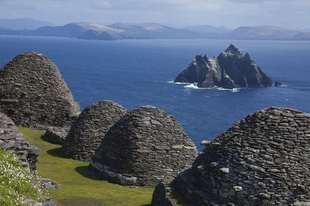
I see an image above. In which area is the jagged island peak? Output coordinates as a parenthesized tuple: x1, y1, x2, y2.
(174, 44, 273, 89)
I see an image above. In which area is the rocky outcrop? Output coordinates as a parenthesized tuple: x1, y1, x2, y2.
(24, 197, 56, 206)
(0, 52, 80, 128)
(152, 107, 310, 205)
(89, 105, 198, 188)
(36, 177, 62, 190)
(0, 112, 40, 174)
(61, 100, 128, 162)
(41, 126, 70, 145)
(275, 81, 283, 87)
(174, 44, 273, 89)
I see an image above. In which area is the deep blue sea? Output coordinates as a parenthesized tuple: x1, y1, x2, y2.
(1, 35, 310, 151)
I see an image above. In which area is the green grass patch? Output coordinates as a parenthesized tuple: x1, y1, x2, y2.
(0, 145, 43, 205)
(17, 127, 154, 206)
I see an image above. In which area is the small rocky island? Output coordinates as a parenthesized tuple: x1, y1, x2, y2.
(174, 44, 273, 89)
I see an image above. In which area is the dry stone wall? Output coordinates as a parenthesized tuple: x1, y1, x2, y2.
(151, 182, 177, 206)
(0, 52, 80, 128)
(61, 100, 128, 161)
(154, 107, 310, 206)
(89, 105, 198, 188)
(0, 111, 40, 174)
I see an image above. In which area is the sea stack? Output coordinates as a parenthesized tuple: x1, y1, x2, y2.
(89, 105, 198, 187)
(152, 107, 310, 205)
(61, 100, 128, 162)
(174, 44, 273, 89)
(0, 52, 80, 127)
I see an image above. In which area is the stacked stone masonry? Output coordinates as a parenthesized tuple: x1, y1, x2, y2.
(0, 112, 58, 205)
(42, 126, 70, 145)
(152, 107, 310, 206)
(89, 105, 198, 187)
(0, 52, 80, 128)
(61, 100, 128, 161)
(0, 111, 40, 174)
(151, 182, 177, 206)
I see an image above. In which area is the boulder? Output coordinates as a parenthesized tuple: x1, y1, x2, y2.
(0, 52, 80, 127)
(152, 107, 310, 205)
(41, 126, 70, 145)
(36, 177, 62, 190)
(61, 100, 128, 162)
(275, 81, 283, 86)
(89, 105, 198, 187)
(174, 44, 273, 89)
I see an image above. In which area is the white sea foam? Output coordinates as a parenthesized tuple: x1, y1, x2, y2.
(174, 81, 190, 85)
(217, 87, 240, 92)
(184, 83, 199, 89)
(180, 83, 240, 92)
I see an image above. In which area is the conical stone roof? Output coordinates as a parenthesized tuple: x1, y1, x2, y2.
(166, 107, 310, 206)
(61, 100, 128, 161)
(89, 105, 198, 187)
(0, 52, 80, 127)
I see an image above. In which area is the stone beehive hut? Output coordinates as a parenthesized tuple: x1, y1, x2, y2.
(61, 100, 128, 161)
(152, 107, 310, 206)
(0, 52, 80, 127)
(89, 105, 198, 188)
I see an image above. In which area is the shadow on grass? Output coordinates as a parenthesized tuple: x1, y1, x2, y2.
(75, 166, 101, 181)
(47, 148, 62, 158)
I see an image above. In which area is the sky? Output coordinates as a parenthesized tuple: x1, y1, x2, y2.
(0, 0, 309, 30)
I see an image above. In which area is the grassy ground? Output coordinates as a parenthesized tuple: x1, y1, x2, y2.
(17, 127, 154, 206)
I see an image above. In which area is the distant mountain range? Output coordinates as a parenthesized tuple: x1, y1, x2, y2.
(183, 25, 231, 33)
(0, 18, 309, 41)
(0, 18, 54, 30)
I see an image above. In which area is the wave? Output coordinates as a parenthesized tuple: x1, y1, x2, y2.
(171, 81, 242, 92)
(183, 83, 240, 92)
(173, 81, 191, 85)
(184, 83, 200, 89)
(217, 87, 240, 92)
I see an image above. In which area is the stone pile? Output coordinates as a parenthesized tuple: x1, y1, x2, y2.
(0, 111, 40, 174)
(0, 52, 80, 128)
(61, 100, 128, 161)
(89, 105, 198, 187)
(152, 107, 310, 205)
(42, 126, 70, 145)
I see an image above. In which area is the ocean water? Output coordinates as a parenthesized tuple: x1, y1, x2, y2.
(0, 36, 310, 151)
